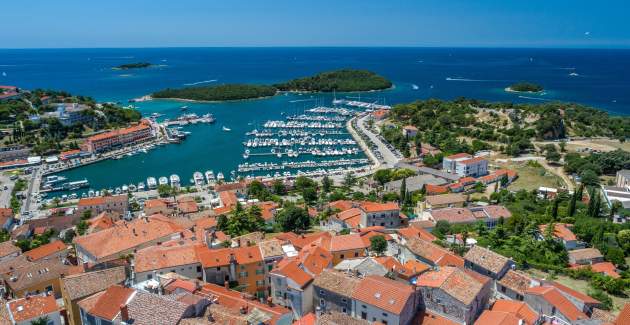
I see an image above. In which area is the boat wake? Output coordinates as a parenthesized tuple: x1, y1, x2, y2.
(445, 77, 498, 82)
(518, 95, 550, 101)
(289, 98, 316, 103)
(184, 79, 217, 86)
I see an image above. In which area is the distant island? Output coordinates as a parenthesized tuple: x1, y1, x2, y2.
(151, 69, 392, 102)
(506, 82, 544, 93)
(114, 62, 152, 70)
(152, 84, 277, 102)
(274, 69, 392, 92)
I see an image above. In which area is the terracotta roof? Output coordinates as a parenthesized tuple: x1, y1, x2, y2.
(313, 269, 360, 297)
(293, 312, 317, 325)
(459, 157, 486, 165)
(568, 248, 603, 262)
(73, 214, 183, 261)
(77, 194, 127, 207)
(474, 310, 522, 325)
(590, 308, 616, 323)
(335, 208, 362, 222)
(61, 266, 127, 301)
(425, 184, 449, 194)
(328, 233, 369, 252)
(195, 216, 217, 230)
(299, 244, 333, 275)
(258, 239, 284, 259)
(359, 201, 399, 213)
(219, 191, 239, 209)
(0, 240, 21, 258)
(570, 262, 620, 278)
(416, 311, 459, 325)
(272, 259, 313, 288)
(525, 286, 587, 321)
(446, 153, 472, 160)
(7, 294, 58, 322)
(164, 279, 198, 293)
(283, 232, 332, 250)
(120, 290, 189, 324)
(405, 237, 458, 265)
(404, 259, 430, 274)
(87, 212, 120, 232)
(431, 208, 476, 224)
(480, 205, 512, 219)
(24, 240, 67, 261)
(258, 201, 279, 221)
(425, 193, 466, 206)
(195, 245, 262, 269)
(352, 275, 414, 315)
(397, 226, 437, 242)
(178, 200, 199, 214)
(544, 281, 600, 304)
(490, 300, 539, 325)
(616, 303, 630, 325)
(1, 257, 73, 292)
(87, 121, 151, 142)
(81, 285, 135, 321)
(464, 245, 511, 274)
(213, 181, 248, 192)
(497, 270, 539, 295)
(539, 223, 577, 241)
(144, 198, 170, 209)
(328, 200, 354, 211)
(134, 244, 200, 273)
(416, 266, 483, 305)
(317, 312, 370, 325)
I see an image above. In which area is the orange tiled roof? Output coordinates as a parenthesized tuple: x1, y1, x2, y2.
(299, 244, 333, 275)
(73, 214, 183, 261)
(329, 233, 369, 252)
(328, 200, 354, 211)
(0, 241, 20, 258)
(134, 244, 201, 273)
(24, 240, 66, 261)
(617, 303, 630, 325)
(83, 285, 135, 321)
(293, 312, 317, 325)
(431, 208, 476, 224)
(404, 259, 430, 274)
(459, 157, 486, 165)
(359, 201, 399, 213)
(497, 270, 539, 295)
(539, 223, 577, 241)
(144, 198, 170, 209)
(87, 121, 150, 142)
(490, 300, 539, 325)
(352, 275, 414, 315)
(7, 295, 58, 322)
(417, 266, 484, 305)
(417, 311, 459, 325)
(425, 184, 449, 194)
(464, 245, 511, 274)
(525, 286, 588, 321)
(195, 245, 262, 268)
(545, 281, 600, 304)
(336, 207, 362, 222)
(219, 191, 238, 209)
(272, 259, 313, 288)
(474, 310, 521, 325)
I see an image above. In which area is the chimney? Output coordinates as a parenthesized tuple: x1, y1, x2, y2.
(267, 297, 274, 307)
(82, 262, 89, 272)
(224, 281, 229, 289)
(120, 304, 129, 322)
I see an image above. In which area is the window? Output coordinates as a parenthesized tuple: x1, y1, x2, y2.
(216, 267, 221, 271)
(500, 286, 506, 293)
(241, 265, 246, 270)
(147, 274, 152, 280)
(361, 312, 367, 319)
(341, 298, 346, 303)
(45, 285, 53, 292)
(340, 254, 345, 259)
(320, 290, 325, 295)
(320, 299, 325, 306)
(362, 305, 367, 308)
(240, 271, 248, 277)
(382, 321, 388, 325)
(197, 266, 202, 272)
(342, 308, 347, 313)
(256, 269, 264, 275)
(354, 252, 359, 257)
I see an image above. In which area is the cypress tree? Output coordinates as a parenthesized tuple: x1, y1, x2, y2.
(576, 184, 584, 201)
(400, 178, 407, 204)
(568, 191, 577, 217)
(551, 199, 559, 220)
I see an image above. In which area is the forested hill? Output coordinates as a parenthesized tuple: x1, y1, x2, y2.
(381, 98, 628, 157)
(273, 69, 392, 92)
(152, 84, 277, 101)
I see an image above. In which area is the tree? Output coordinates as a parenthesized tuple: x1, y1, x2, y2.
(81, 210, 92, 220)
(157, 184, 174, 198)
(343, 172, 357, 188)
(302, 187, 318, 205)
(276, 205, 310, 233)
(272, 179, 287, 195)
(551, 199, 559, 220)
(247, 180, 271, 201)
(30, 316, 50, 325)
(559, 140, 567, 152)
(373, 169, 391, 186)
(322, 176, 333, 193)
(580, 170, 599, 186)
(399, 178, 407, 204)
(568, 191, 577, 217)
(432, 220, 451, 238)
(369, 235, 387, 256)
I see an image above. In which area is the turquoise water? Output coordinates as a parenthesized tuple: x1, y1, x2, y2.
(1, 47, 629, 193)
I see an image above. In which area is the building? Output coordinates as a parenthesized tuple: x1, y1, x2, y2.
(402, 125, 418, 138)
(496, 270, 541, 301)
(76, 194, 129, 217)
(425, 206, 511, 229)
(524, 286, 589, 323)
(313, 269, 360, 315)
(616, 170, 630, 189)
(269, 259, 314, 318)
(133, 244, 202, 283)
(358, 201, 402, 228)
(442, 153, 488, 177)
(0, 86, 21, 101)
(417, 266, 492, 325)
(602, 184, 630, 210)
(0, 208, 15, 231)
(419, 193, 466, 214)
(76, 285, 195, 325)
(538, 223, 580, 250)
(60, 266, 127, 325)
(383, 174, 446, 193)
(43, 103, 92, 126)
(86, 211, 122, 234)
(352, 275, 418, 325)
(143, 198, 175, 216)
(568, 247, 604, 265)
(333, 257, 389, 277)
(475, 299, 540, 325)
(399, 237, 463, 268)
(23, 240, 68, 262)
(83, 119, 153, 153)
(1, 256, 76, 298)
(0, 241, 21, 263)
(73, 214, 184, 264)
(327, 233, 369, 265)
(4, 294, 62, 325)
(615, 303, 630, 325)
(463, 245, 513, 279)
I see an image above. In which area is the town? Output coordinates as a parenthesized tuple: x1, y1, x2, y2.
(0, 83, 629, 325)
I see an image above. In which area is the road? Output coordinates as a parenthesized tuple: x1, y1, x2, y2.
(0, 174, 14, 209)
(355, 114, 400, 167)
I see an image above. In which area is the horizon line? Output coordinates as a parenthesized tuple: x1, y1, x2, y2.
(2, 45, 630, 50)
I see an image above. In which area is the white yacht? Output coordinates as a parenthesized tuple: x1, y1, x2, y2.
(216, 172, 225, 181)
(193, 172, 204, 185)
(147, 177, 157, 189)
(138, 182, 146, 191)
(158, 176, 169, 186)
(128, 184, 137, 192)
(205, 170, 215, 183)
(169, 174, 180, 188)
(122, 184, 129, 192)
(222, 126, 231, 131)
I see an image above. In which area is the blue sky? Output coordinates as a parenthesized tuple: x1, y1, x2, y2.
(2, 0, 629, 48)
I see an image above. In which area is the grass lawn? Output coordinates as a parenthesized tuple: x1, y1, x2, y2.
(525, 269, 629, 314)
(494, 161, 564, 191)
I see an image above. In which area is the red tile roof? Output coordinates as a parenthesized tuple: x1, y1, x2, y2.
(7, 295, 58, 322)
(459, 157, 486, 165)
(328, 200, 354, 211)
(616, 303, 630, 325)
(545, 281, 600, 304)
(417, 267, 484, 305)
(525, 286, 588, 321)
(446, 153, 472, 160)
(328, 233, 369, 252)
(416, 311, 459, 325)
(359, 201, 399, 213)
(87, 121, 151, 142)
(539, 223, 577, 241)
(134, 244, 201, 273)
(299, 244, 333, 275)
(425, 184, 449, 195)
(490, 300, 539, 325)
(352, 275, 414, 315)
(85, 285, 135, 321)
(272, 259, 313, 288)
(195, 245, 262, 268)
(431, 208, 476, 224)
(24, 240, 66, 261)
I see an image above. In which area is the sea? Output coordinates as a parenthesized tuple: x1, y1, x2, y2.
(0, 47, 629, 194)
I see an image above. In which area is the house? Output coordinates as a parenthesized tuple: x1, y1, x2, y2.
(424, 184, 449, 195)
(313, 269, 360, 315)
(73, 214, 184, 264)
(358, 201, 402, 228)
(133, 244, 202, 283)
(333, 257, 389, 277)
(143, 198, 175, 216)
(1, 256, 77, 298)
(372, 109, 389, 121)
(570, 262, 620, 278)
(0, 208, 14, 231)
(538, 223, 580, 250)
(43, 103, 93, 126)
(616, 170, 630, 189)
(195, 245, 267, 298)
(0, 241, 21, 262)
(177, 196, 199, 215)
(384, 174, 446, 193)
(475, 299, 540, 325)
(4, 294, 62, 325)
(541, 281, 601, 315)
(419, 193, 466, 214)
(327, 233, 369, 265)
(616, 303, 630, 325)
(524, 286, 589, 323)
(60, 266, 127, 325)
(442, 153, 471, 174)
(496, 270, 541, 301)
(417, 266, 492, 325)
(402, 125, 418, 138)
(602, 184, 630, 210)
(321, 207, 363, 232)
(77, 194, 129, 217)
(269, 259, 314, 318)
(76, 285, 196, 325)
(23, 240, 68, 262)
(400, 237, 464, 268)
(463, 245, 513, 279)
(352, 275, 418, 325)
(83, 120, 153, 153)
(445, 154, 488, 178)
(86, 211, 122, 234)
(568, 247, 604, 265)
